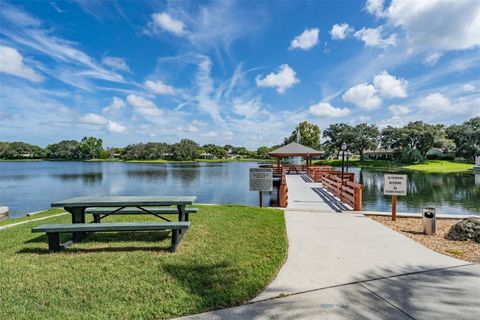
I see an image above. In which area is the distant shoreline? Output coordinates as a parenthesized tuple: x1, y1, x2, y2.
(0, 158, 474, 173)
(0, 158, 264, 163)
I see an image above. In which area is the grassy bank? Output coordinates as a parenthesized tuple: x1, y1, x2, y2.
(0, 205, 286, 319)
(315, 159, 474, 173)
(0, 209, 66, 227)
(403, 160, 474, 173)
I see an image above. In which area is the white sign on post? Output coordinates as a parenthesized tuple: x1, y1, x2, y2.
(249, 168, 273, 192)
(384, 174, 407, 196)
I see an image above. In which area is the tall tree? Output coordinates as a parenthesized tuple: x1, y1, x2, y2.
(402, 121, 444, 156)
(172, 139, 199, 161)
(350, 123, 380, 161)
(45, 140, 81, 159)
(447, 117, 480, 160)
(79, 136, 104, 159)
(256, 146, 271, 159)
(322, 123, 354, 157)
(380, 126, 404, 149)
(284, 121, 321, 149)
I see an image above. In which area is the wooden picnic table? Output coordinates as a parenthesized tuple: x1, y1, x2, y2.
(51, 196, 196, 242)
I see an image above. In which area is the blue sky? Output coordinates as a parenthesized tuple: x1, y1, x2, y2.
(0, 0, 479, 149)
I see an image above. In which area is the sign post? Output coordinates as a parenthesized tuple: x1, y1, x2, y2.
(383, 174, 407, 221)
(250, 168, 273, 207)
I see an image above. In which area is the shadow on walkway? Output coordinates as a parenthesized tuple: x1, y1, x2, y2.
(311, 188, 350, 212)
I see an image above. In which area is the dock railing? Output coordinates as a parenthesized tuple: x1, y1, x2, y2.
(317, 172, 363, 211)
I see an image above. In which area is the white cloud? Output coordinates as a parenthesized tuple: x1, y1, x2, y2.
(126, 94, 163, 118)
(79, 113, 127, 134)
(151, 12, 186, 36)
(256, 64, 299, 94)
(385, 0, 480, 52)
(290, 28, 319, 50)
(418, 93, 478, 115)
(102, 97, 125, 115)
(144, 80, 175, 95)
(388, 104, 411, 116)
(376, 116, 405, 129)
(309, 102, 351, 117)
(463, 84, 476, 92)
(106, 120, 127, 134)
(102, 56, 130, 72)
(0, 5, 125, 89)
(418, 93, 451, 112)
(330, 23, 353, 40)
(0, 46, 43, 82)
(373, 71, 408, 98)
(195, 56, 223, 123)
(365, 0, 386, 17)
(80, 113, 107, 125)
(354, 26, 396, 48)
(232, 97, 261, 118)
(343, 83, 382, 110)
(423, 52, 442, 65)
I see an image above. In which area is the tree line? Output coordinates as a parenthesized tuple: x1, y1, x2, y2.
(284, 117, 479, 163)
(1, 117, 478, 162)
(0, 138, 262, 161)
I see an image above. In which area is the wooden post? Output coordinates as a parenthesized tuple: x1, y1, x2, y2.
(259, 191, 263, 207)
(354, 186, 362, 211)
(391, 195, 397, 221)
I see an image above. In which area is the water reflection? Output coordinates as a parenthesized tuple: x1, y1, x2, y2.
(54, 172, 103, 185)
(359, 169, 480, 215)
(0, 161, 479, 218)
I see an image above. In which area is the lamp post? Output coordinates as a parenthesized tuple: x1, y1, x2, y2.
(341, 142, 347, 200)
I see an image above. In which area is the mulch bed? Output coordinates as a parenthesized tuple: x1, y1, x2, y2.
(368, 216, 480, 264)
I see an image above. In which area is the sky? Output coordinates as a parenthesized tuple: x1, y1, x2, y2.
(0, 0, 479, 149)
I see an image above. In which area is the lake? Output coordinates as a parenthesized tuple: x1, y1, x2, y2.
(1, 161, 479, 218)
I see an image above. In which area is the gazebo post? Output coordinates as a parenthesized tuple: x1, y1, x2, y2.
(276, 158, 280, 169)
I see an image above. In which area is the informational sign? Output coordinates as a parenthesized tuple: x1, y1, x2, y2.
(476, 156, 480, 166)
(249, 168, 273, 192)
(384, 174, 407, 196)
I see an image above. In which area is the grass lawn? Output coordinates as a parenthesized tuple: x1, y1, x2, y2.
(315, 159, 474, 173)
(0, 205, 286, 319)
(403, 160, 474, 173)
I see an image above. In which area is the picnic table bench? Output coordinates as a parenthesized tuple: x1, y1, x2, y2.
(32, 196, 196, 252)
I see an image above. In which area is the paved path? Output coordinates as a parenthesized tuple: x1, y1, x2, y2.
(285, 174, 350, 211)
(179, 176, 480, 319)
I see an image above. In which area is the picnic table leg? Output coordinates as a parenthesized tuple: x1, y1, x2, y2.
(65, 207, 86, 242)
(177, 205, 187, 235)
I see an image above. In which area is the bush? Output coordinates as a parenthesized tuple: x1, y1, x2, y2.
(400, 147, 423, 164)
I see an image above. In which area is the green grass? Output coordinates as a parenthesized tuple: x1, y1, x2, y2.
(403, 160, 474, 173)
(315, 159, 474, 173)
(0, 205, 286, 319)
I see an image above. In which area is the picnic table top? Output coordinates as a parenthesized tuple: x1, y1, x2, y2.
(51, 196, 197, 208)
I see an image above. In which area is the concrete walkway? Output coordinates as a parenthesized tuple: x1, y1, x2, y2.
(179, 176, 480, 319)
(285, 174, 350, 211)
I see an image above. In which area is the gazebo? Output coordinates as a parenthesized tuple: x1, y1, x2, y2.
(269, 142, 324, 172)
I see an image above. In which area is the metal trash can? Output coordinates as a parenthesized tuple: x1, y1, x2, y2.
(422, 208, 436, 235)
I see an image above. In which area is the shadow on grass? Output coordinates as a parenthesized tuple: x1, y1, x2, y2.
(20, 231, 172, 254)
(163, 260, 242, 311)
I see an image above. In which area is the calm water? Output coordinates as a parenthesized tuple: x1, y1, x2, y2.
(1, 161, 479, 218)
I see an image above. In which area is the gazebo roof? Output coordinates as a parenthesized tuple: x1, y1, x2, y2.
(269, 142, 323, 157)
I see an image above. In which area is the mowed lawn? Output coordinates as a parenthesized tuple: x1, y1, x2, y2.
(0, 205, 286, 319)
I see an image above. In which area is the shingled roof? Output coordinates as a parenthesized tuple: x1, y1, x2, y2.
(269, 142, 323, 157)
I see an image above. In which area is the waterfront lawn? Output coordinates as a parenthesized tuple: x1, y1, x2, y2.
(0, 205, 286, 319)
(315, 159, 474, 173)
(403, 160, 474, 173)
